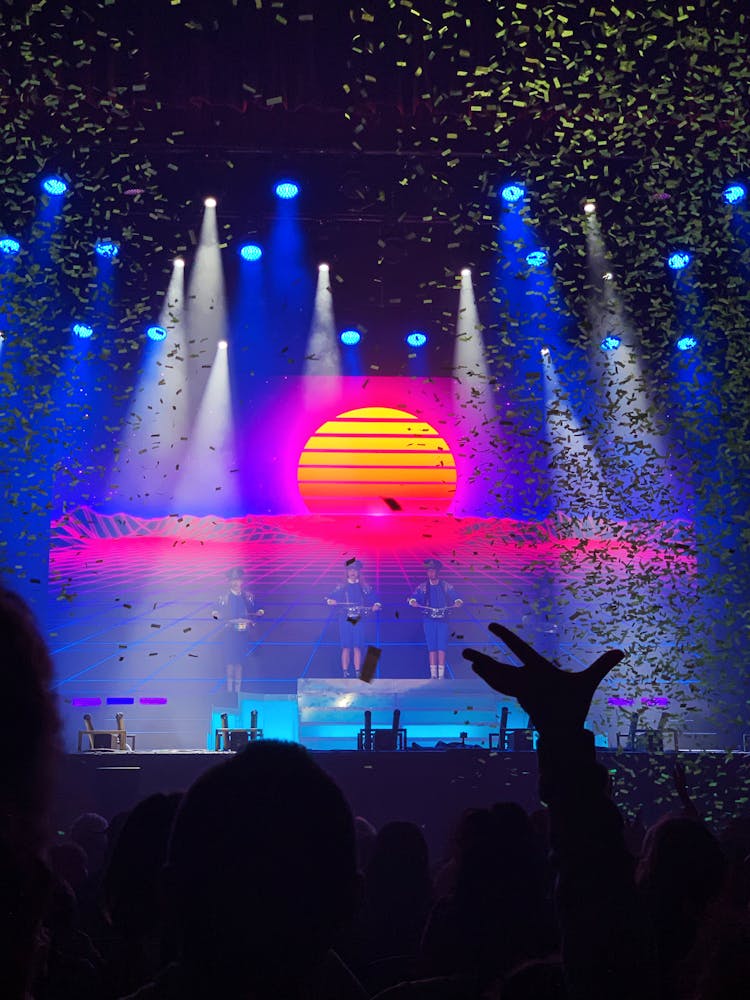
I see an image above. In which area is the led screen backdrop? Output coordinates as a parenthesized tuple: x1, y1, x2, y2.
(48, 375, 704, 748)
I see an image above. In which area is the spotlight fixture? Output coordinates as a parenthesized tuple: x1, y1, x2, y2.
(461, 267, 472, 277)
(340, 329, 361, 346)
(72, 322, 94, 339)
(667, 250, 691, 270)
(406, 331, 427, 348)
(238, 243, 262, 262)
(218, 340, 228, 349)
(0, 236, 21, 255)
(600, 335, 621, 352)
(146, 325, 168, 342)
(204, 196, 217, 208)
(42, 175, 68, 196)
(602, 271, 614, 281)
(173, 257, 185, 268)
(722, 183, 747, 205)
(583, 199, 596, 214)
(500, 183, 525, 204)
(526, 250, 548, 267)
(540, 346, 550, 358)
(677, 335, 698, 351)
(274, 180, 300, 200)
(94, 239, 119, 259)
(318, 262, 330, 271)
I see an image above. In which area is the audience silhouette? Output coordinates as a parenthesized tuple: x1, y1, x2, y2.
(0, 586, 61, 1000)
(4, 585, 750, 1000)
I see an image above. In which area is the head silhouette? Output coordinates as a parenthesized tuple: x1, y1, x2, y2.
(165, 740, 358, 993)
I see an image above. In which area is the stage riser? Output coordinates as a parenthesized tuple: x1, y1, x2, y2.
(60, 677, 731, 753)
(55, 750, 750, 860)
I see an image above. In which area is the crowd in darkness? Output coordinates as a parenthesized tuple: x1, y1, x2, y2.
(3, 583, 750, 1000)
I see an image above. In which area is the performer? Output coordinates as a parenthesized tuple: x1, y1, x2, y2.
(326, 560, 381, 678)
(213, 567, 264, 694)
(408, 558, 463, 679)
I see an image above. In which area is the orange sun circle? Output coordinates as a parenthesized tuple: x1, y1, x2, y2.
(298, 406, 456, 514)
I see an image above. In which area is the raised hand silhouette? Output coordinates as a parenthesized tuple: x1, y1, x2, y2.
(463, 623, 624, 734)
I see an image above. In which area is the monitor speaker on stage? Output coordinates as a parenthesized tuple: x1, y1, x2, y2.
(510, 729, 534, 751)
(373, 728, 398, 751)
(229, 731, 250, 752)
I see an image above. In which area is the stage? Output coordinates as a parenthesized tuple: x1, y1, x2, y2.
(49, 502, 716, 751)
(55, 745, 750, 858)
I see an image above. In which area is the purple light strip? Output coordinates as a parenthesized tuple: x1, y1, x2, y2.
(607, 695, 671, 708)
(71, 697, 102, 707)
(139, 697, 168, 705)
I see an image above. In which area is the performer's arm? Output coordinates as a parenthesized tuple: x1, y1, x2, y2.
(362, 584, 382, 612)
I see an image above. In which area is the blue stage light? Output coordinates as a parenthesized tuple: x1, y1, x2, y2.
(42, 175, 68, 196)
(95, 239, 119, 259)
(274, 181, 300, 200)
(501, 183, 525, 204)
(146, 325, 167, 342)
(526, 250, 548, 267)
(72, 322, 94, 339)
(0, 237, 21, 255)
(239, 243, 263, 262)
(340, 329, 361, 346)
(406, 331, 428, 348)
(600, 335, 621, 352)
(723, 183, 747, 205)
(667, 250, 691, 270)
(677, 335, 698, 351)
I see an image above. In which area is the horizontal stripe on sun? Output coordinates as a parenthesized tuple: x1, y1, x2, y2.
(298, 467, 457, 483)
(299, 451, 456, 468)
(338, 406, 415, 419)
(298, 482, 457, 497)
(315, 420, 438, 435)
(303, 436, 451, 451)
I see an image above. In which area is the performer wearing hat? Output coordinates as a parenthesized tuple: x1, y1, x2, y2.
(326, 560, 382, 678)
(213, 567, 264, 694)
(408, 559, 463, 679)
